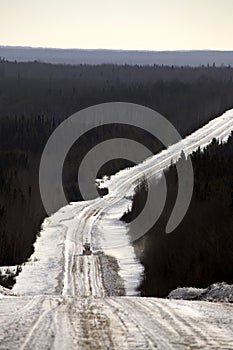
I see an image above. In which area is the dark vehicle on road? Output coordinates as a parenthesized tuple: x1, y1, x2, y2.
(83, 242, 92, 255)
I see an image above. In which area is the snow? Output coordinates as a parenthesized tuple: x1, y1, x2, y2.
(169, 282, 233, 303)
(0, 266, 19, 276)
(1, 295, 233, 349)
(13, 107, 233, 298)
(2, 107, 233, 349)
(0, 285, 17, 297)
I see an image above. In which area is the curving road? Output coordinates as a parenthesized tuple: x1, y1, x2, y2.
(2, 108, 233, 348)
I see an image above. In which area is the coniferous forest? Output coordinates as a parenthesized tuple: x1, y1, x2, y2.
(123, 136, 233, 296)
(0, 58, 233, 290)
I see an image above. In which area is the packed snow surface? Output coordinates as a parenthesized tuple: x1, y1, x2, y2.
(1, 296, 233, 349)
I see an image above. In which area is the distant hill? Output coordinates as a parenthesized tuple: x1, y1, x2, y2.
(1, 46, 233, 66)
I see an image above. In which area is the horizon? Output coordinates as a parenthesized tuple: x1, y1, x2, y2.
(1, 45, 233, 53)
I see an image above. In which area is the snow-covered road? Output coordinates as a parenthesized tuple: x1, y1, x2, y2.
(1, 108, 233, 348)
(13, 107, 233, 298)
(1, 296, 233, 349)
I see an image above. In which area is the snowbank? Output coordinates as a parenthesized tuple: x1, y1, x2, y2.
(168, 282, 233, 302)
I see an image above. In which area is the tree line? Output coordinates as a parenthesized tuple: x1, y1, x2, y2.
(0, 60, 233, 272)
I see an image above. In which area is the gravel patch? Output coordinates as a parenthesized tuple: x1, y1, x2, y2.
(97, 252, 125, 296)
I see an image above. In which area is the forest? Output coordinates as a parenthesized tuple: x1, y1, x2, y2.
(0, 59, 233, 280)
(123, 136, 233, 297)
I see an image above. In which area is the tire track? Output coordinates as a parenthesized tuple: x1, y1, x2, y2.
(105, 297, 171, 349)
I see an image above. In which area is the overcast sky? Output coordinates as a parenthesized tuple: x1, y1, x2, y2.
(1, 0, 233, 50)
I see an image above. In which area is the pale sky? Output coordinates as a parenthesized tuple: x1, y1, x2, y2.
(1, 0, 233, 50)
